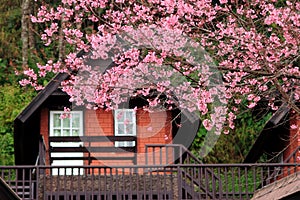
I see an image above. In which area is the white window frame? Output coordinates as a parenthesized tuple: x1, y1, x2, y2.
(114, 109, 136, 147)
(49, 111, 83, 137)
(49, 110, 84, 175)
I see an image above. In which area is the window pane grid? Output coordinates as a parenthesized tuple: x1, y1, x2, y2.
(50, 111, 83, 137)
(114, 109, 136, 147)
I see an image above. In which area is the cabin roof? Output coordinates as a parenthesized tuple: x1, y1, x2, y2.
(251, 171, 300, 200)
(16, 73, 69, 123)
(243, 103, 290, 163)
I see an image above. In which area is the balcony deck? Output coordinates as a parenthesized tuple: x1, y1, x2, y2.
(1, 163, 299, 200)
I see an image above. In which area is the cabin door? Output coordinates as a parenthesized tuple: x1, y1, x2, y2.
(49, 111, 84, 175)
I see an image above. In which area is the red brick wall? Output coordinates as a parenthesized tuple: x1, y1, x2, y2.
(40, 108, 173, 168)
(40, 108, 50, 165)
(136, 109, 173, 166)
(85, 109, 173, 167)
(84, 109, 116, 166)
(281, 113, 300, 177)
(283, 113, 300, 163)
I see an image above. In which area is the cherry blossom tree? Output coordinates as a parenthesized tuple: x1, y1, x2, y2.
(21, 0, 300, 134)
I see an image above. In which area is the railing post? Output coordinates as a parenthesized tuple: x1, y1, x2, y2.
(177, 166, 182, 200)
(145, 145, 148, 165)
(35, 166, 39, 200)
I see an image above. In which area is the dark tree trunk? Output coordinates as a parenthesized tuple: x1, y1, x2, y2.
(21, 0, 31, 68)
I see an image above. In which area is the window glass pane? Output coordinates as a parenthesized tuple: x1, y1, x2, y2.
(128, 141, 135, 147)
(72, 114, 80, 128)
(53, 114, 61, 127)
(51, 111, 82, 137)
(53, 129, 61, 136)
(118, 124, 124, 135)
(63, 118, 70, 127)
(126, 111, 133, 122)
(54, 129, 61, 136)
(125, 124, 133, 135)
(62, 129, 70, 136)
(72, 129, 79, 136)
(116, 110, 125, 121)
(115, 141, 135, 147)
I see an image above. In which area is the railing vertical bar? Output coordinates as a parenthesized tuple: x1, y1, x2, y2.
(245, 166, 249, 199)
(238, 167, 242, 199)
(253, 166, 256, 194)
(184, 166, 188, 198)
(109, 167, 113, 200)
(58, 167, 61, 200)
(224, 167, 228, 199)
(153, 147, 155, 165)
(260, 166, 264, 188)
(97, 167, 101, 199)
(49, 167, 53, 199)
(91, 167, 94, 200)
(70, 167, 74, 199)
(217, 167, 222, 199)
(104, 167, 107, 200)
(64, 167, 67, 199)
(177, 166, 182, 200)
(163, 166, 167, 199)
(84, 166, 87, 198)
(77, 166, 80, 200)
(122, 167, 125, 199)
(143, 166, 146, 199)
(145, 145, 148, 165)
(29, 167, 33, 199)
(197, 166, 201, 199)
(192, 166, 196, 199)
(166, 146, 168, 164)
(11, 168, 15, 198)
(136, 167, 140, 199)
(117, 168, 120, 199)
(193, 166, 196, 199)
(22, 168, 26, 199)
(35, 166, 39, 200)
(179, 146, 182, 164)
(231, 167, 235, 198)
(205, 167, 209, 199)
(150, 167, 153, 200)
(160, 147, 162, 165)
(211, 166, 216, 199)
(128, 167, 132, 200)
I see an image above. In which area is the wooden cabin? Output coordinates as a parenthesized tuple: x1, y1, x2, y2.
(14, 72, 200, 173)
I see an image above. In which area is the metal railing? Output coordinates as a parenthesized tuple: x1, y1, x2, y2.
(145, 144, 203, 165)
(0, 163, 299, 200)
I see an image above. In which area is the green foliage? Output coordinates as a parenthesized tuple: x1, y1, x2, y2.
(0, 84, 35, 165)
(191, 110, 272, 163)
(0, 134, 14, 165)
(0, 0, 61, 165)
(0, 6, 22, 61)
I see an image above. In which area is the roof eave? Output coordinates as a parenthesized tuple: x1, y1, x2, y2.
(243, 103, 290, 163)
(15, 73, 69, 123)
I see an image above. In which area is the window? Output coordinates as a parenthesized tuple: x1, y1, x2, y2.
(114, 109, 136, 147)
(49, 111, 84, 175)
(50, 111, 83, 137)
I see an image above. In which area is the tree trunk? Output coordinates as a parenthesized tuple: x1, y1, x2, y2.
(21, 0, 31, 68)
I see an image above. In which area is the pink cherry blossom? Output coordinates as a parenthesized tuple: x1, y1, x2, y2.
(19, 0, 300, 134)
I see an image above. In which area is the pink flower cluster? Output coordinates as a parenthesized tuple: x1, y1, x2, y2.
(21, 0, 300, 134)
